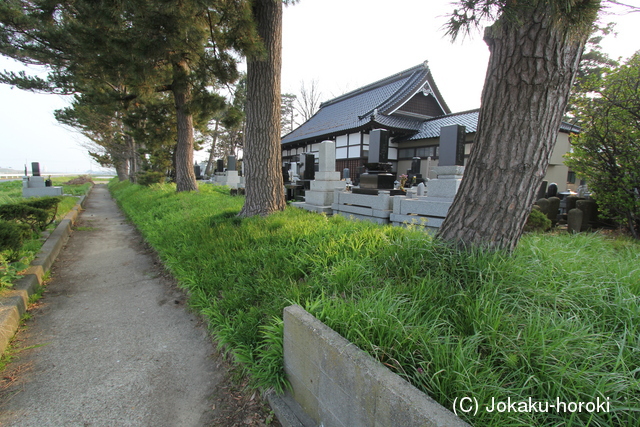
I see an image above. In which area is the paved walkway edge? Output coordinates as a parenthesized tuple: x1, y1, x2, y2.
(0, 189, 91, 355)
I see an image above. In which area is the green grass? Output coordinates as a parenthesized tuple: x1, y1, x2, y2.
(110, 180, 640, 427)
(0, 177, 92, 292)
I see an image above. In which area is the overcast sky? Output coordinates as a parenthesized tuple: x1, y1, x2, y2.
(1, 0, 638, 173)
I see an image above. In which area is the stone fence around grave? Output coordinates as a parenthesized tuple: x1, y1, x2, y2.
(277, 304, 471, 427)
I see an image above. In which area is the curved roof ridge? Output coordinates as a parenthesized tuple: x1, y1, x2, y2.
(320, 61, 429, 109)
(358, 66, 430, 120)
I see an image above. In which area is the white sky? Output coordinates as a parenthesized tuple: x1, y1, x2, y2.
(1, 0, 638, 173)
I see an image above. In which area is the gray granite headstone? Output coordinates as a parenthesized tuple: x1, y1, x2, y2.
(32, 162, 41, 176)
(227, 155, 237, 171)
(368, 129, 389, 164)
(439, 125, 465, 166)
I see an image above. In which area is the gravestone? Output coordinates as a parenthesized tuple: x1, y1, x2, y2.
(537, 181, 548, 201)
(292, 141, 345, 214)
(439, 125, 465, 166)
(568, 208, 583, 233)
(301, 153, 316, 181)
(354, 129, 395, 194)
(547, 197, 561, 225)
(227, 155, 237, 171)
(576, 199, 597, 231)
(216, 159, 224, 173)
(368, 129, 389, 164)
(22, 162, 63, 198)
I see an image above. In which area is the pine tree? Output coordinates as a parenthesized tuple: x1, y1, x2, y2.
(437, 0, 605, 251)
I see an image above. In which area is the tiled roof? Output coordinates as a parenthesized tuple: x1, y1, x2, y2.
(281, 62, 449, 146)
(403, 109, 580, 141)
(404, 110, 480, 140)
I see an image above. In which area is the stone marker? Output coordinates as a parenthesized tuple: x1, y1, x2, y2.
(227, 155, 237, 171)
(32, 162, 41, 177)
(568, 208, 583, 233)
(439, 125, 465, 166)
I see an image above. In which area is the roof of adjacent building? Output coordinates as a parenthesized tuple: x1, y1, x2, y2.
(282, 62, 581, 147)
(281, 61, 450, 146)
(403, 109, 580, 141)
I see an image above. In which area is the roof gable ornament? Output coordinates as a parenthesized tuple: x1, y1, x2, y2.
(421, 84, 434, 97)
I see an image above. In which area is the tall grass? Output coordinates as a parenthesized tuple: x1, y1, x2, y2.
(110, 180, 640, 427)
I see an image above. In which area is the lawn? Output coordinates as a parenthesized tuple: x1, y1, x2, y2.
(110, 180, 639, 427)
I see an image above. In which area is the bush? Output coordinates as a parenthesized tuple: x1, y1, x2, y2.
(0, 220, 24, 260)
(0, 197, 61, 231)
(524, 207, 552, 232)
(136, 171, 166, 186)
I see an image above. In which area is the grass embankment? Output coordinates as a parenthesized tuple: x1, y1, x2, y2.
(110, 180, 639, 427)
(0, 177, 92, 291)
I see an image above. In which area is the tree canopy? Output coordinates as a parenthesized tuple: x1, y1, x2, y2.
(0, 0, 259, 190)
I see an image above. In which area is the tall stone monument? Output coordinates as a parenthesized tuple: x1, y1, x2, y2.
(292, 141, 345, 214)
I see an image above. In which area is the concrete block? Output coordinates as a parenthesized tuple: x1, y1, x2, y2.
(425, 179, 461, 199)
(304, 191, 334, 207)
(22, 186, 64, 198)
(313, 171, 341, 181)
(282, 305, 470, 427)
(432, 165, 464, 177)
(335, 212, 389, 225)
(399, 198, 452, 217)
(309, 180, 345, 192)
(332, 204, 373, 217)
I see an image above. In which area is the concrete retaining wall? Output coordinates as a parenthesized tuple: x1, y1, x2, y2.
(0, 191, 90, 355)
(280, 305, 470, 427)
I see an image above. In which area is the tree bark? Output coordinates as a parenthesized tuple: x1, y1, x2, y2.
(436, 6, 586, 252)
(126, 133, 138, 183)
(112, 148, 130, 181)
(172, 59, 198, 192)
(239, 0, 286, 216)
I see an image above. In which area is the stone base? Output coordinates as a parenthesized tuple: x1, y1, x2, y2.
(390, 196, 453, 230)
(290, 202, 333, 215)
(358, 173, 395, 191)
(23, 187, 64, 198)
(331, 190, 394, 224)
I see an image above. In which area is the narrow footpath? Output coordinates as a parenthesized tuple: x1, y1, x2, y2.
(0, 185, 272, 426)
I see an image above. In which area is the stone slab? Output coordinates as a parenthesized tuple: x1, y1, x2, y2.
(425, 179, 462, 199)
(310, 180, 345, 192)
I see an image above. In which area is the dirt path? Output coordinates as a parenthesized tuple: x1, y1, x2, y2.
(0, 184, 277, 426)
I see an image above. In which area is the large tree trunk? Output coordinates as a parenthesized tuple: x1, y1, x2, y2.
(126, 133, 138, 183)
(112, 149, 129, 181)
(436, 6, 587, 252)
(239, 0, 286, 217)
(172, 59, 198, 192)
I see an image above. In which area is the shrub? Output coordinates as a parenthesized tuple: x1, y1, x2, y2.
(524, 207, 552, 232)
(136, 171, 166, 186)
(0, 197, 61, 231)
(0, 220, 24, 260)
